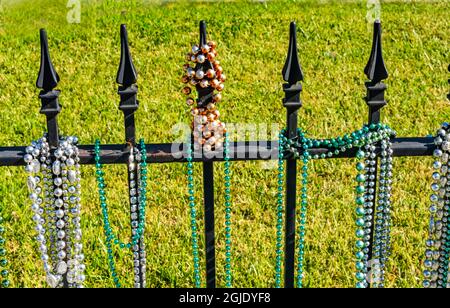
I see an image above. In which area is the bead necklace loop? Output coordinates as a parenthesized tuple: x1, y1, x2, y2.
(25, 134, 85, 288)
(94, 138, 148, 288)
(277, 123, 395, 288)
(423, 123, 450, 288)
(186, 132, 232, 288)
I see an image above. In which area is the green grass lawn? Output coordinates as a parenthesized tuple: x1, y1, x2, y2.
(0, 0, 448, 288)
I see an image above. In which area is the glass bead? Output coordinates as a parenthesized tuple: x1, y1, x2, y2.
(356, 240, 365, 249)
(356, 150, 365, 159)
(433, 161, 442, 169)
(356, 229, 365, 238)
(356, 261, 365, 271)
(356, 207, 365, 216)
(356, 174, 366, 183)
(356, 186, 365, 194)
(356, 272, 365, 281)
(356, 219, 365, 227)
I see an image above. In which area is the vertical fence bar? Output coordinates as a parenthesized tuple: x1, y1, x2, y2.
(203, 161, 215, 288)
(116, 24, 146, 288)
(196, 20, 216, 288)
(36, 29, 69, 288)
(282, 22, 304, 288)
(363, 20, 388, 288)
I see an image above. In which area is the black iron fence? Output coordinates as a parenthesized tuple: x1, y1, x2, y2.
(0, 20, 447, 288)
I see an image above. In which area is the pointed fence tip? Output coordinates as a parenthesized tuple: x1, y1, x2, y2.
(282, 21, 304, 85)
(116, 24, 138, 86)
(364, 21, 388, 83)
(36, 28, 60, 91)
(199, 20, 207, 46)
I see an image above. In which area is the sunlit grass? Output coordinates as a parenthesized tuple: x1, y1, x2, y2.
(0, 0, 448, 288)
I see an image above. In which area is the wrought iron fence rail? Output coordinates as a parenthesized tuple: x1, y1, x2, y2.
(0, 137, 436, 166)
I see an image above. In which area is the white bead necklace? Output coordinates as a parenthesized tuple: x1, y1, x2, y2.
(25, 135, 85, 288)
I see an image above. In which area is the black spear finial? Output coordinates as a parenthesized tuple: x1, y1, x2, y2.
(199, 20, 207, 47)
(36, 29, 60, 91)
(364, 20, 388, 84)
(281, 21, 303, 137)
(36, 29, 61, 149)
(364, 21, 389, 126)
(116, 24, 139, 145)
(116, 24, 138, 87)
(282, 22, 304, 85)
(196, 20, 214, 106)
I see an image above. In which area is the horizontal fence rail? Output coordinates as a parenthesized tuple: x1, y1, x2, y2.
(0, 137, 436, 166)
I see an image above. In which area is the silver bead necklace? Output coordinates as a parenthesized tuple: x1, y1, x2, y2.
(424, 123, 450, 288)
(25, 135, 85, 288)
(128, 146, 147, 288)
(369, 135, 393, 287)
(355, 129, 393, 288)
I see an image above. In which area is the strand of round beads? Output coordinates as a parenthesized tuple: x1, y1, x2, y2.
(26, 137, 55, 286)
(376, 135, 393, 287)
(25, 135, 84, 288)
(53, 142, 68, 288)
(364, 144, 377, 285)
(0, 206, 9, 288)
(223, 133, 232, 287)
(354, 129, 394, 288)
(41, 153, 57, 282)
(275, 130, 285, 288)
(59, 137, 85, 287)
(443, 127, 450, 289)
(280, 124, 395, 288)
(354, 149, 370, 288)
(444, 158, 450, 288)
(362, 143, 378, 287)
(94, 140, 120, 288)
(296, 128, 309, 288)
(424, 123, 450, 288)
(186, 140, 201, 288)
(138, 139, 148, 288)
(128, 143, 146, 288)
(129, 146, 140, 287)
(434, 125, 450, 288)
(94, 139, 148, 288)
(364, 143, 381, 287)
(283, 124, 394, 160)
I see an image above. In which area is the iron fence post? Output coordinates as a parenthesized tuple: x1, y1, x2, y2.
(282, 21, 304, 288)
(363, 20, 388, 288)
(36, 29, 68, 288)
(116, 24, 146, 288)
(196, 20, 217, 288)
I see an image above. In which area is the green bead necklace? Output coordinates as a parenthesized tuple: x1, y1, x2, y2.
(0, 208, 9, 288)
(186, 141, 201, 288)
(186, 132, 232, 288)
(297, 128, 309, 288)
(94, 139, 148, 288)
(223, 133, 232, 287)
(275, 131, 285, 288)
(277, 123, 395, 288)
